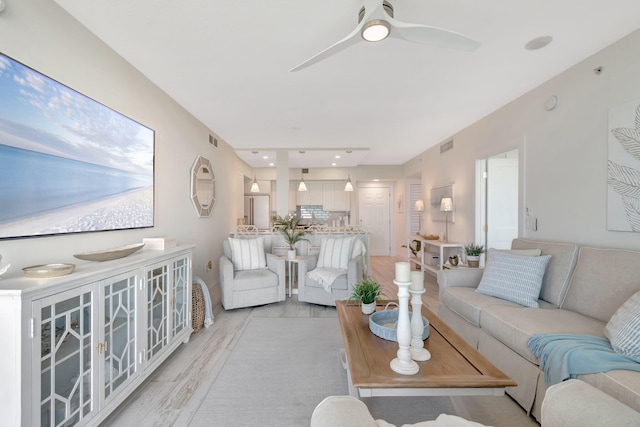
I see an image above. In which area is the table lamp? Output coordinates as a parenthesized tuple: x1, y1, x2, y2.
(414, 200, 424, 234)
(440, 197, 453, 242)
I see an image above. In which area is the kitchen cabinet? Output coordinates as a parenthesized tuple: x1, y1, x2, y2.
(322, 183, 349, 211)
(0, 245, 193, 426)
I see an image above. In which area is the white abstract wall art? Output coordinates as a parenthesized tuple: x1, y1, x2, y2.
(608, 100, 640, 232)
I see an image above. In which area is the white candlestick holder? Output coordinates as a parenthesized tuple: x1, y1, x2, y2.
(390, 280, 419, 375)
(409, 289, 431, 361)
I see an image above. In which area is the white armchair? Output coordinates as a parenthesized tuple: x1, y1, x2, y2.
(219, 235, 286, 310)
(298, 236, 365, 306)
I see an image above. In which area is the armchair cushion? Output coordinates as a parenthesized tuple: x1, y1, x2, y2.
(228, 237, 266, 271)
(317, 237, 354, 270)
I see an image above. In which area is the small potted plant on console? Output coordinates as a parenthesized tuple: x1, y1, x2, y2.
(464, 243, 485, 267)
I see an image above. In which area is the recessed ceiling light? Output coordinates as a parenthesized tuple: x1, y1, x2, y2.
(269, 163, 274, 166)
(331, 163, 337, 166)
(373, 179, 380, 182)
(525, 36, 553, 50)
(335, 155, 341, 159)
(262, 155, 268, 159)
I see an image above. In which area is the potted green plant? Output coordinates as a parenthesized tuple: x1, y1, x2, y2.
(350, 278, 384, 314)
(274, 214, 308, 259)
(464, 243, 485, 267)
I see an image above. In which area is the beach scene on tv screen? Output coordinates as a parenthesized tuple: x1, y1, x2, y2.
(0, 53, 154, 239)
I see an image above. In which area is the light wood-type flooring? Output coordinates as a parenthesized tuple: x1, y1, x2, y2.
(100, 256, 440, 426)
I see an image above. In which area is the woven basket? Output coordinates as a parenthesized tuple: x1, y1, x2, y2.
(369, 302, 430, 342)
(191, 284, 205, 333)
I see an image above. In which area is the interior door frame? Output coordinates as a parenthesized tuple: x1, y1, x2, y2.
(475, 142, 525, 252)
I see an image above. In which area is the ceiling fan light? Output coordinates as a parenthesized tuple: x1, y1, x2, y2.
(361, 20, 390, 42)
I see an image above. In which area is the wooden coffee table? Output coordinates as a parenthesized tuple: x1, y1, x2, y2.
(336, 300, 516, 397)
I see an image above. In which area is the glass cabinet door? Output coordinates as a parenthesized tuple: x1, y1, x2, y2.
(171, 256, 191, 338)
(102, 274, 137, 403)
(35, 287, 95, 427)
(146, 264, 168, 361)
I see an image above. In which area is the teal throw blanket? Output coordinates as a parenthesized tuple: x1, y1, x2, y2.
(528, 333, 640, 386)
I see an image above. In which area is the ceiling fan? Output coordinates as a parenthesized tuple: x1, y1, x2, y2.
(290, 0, 480, 72)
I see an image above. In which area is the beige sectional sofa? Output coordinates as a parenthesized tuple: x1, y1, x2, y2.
(437, 238, 640, 422)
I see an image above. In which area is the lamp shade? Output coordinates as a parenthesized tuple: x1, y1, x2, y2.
(414, 200, 424, 211)
(440, 197, 453, 212)
(250, 177, 260, 193)
(344, 175, 354, 192)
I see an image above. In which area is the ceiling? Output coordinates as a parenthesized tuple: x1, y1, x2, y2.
(54, 0, 640, 169)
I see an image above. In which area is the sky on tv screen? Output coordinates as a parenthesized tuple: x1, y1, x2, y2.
(0, 53, 155, 239)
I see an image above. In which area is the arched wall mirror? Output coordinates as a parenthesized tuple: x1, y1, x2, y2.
(191, 155, 215, 217)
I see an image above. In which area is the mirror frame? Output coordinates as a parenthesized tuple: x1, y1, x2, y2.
(191, 155, 215, 217)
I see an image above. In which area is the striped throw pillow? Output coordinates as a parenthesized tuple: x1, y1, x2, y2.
(228, 237, 266, 270)
(317, 237, 354, 270)
(476, 249, 551, 308)
(605, 290, 640, 360)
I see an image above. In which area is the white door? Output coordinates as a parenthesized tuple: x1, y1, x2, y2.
(480, 151, 519, 250)
(358, 187, 391, 256)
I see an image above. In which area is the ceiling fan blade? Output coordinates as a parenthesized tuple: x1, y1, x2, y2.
(289, 24, 363, 72)
(389, 18, 480, 52)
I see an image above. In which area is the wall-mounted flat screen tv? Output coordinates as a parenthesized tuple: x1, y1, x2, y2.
(0, 53, 155, 240)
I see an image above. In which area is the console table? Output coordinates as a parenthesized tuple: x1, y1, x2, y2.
(0, 245, 194, 427)
(406, 237, 464, 275)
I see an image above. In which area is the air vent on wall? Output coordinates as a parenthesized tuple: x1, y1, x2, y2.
(209, 134, 218, 147)
(440, 140, 453, 154)
(302, 168, 309, 174)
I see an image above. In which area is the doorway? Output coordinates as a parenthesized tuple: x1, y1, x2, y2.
(358, 186, 391, 256)
(476, 149, 519, 250)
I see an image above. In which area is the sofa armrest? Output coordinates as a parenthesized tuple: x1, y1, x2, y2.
(436, 268, 484, 300)
(542, 379, 640, 427)
(311, 396, 390, 427)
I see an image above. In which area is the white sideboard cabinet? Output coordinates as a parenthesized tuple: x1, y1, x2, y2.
(0, 245, 194, 427)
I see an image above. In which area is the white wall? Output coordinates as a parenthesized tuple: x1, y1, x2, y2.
(403, 28, 640, 251)
(0, 0, 248, 298)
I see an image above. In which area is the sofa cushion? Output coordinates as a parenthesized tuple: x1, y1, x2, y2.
(442, 287, 522, 327)
(510, 239, 578, 307)
(317, 237, 354, 270)
(605, 290, 640, 359)
(561, 247, 640, 322)
(228, 237, 267, 270)
(476, 250, 551, 308)
(480, 306, 606, 364)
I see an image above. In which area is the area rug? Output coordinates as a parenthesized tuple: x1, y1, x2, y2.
(189, 317, 348, 426)
(189, 316, 538, 427)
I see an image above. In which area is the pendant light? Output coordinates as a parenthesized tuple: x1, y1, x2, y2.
(298, 151, 308, 191)
(344, 175, 353, 192)
(250, 176, 260, 193)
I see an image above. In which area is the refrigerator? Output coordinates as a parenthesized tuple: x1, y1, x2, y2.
(244, 194, 271, 230)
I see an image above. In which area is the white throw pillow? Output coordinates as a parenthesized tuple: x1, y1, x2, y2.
(476, 249, 551, 308)
(228, 237, 266, 271)
(317, 237, 354, 270)
(605, 290, 640, 360)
